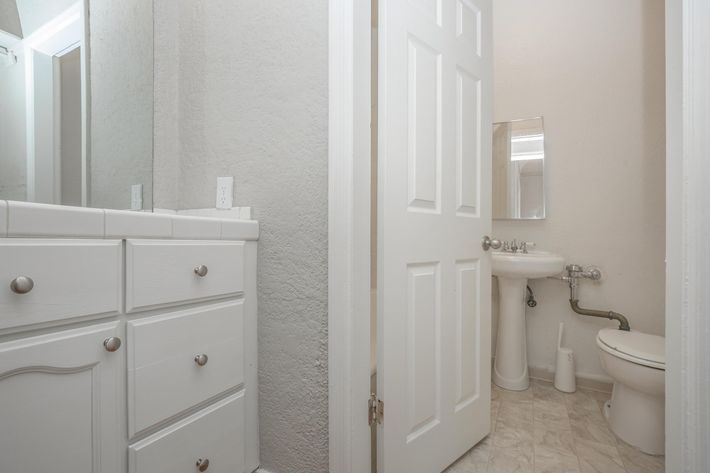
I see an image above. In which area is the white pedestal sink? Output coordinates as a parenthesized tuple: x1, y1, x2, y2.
(492, 250, 564, 391)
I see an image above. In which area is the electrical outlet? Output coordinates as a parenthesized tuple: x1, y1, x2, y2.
(131, 184, 143, 210)
(216, 177, 234, 209)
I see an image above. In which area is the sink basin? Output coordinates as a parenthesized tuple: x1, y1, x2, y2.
(492, 249, 564, 391)
(492, 250, 565, 279)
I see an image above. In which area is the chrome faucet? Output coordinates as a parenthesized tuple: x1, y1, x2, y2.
(499, 239, 535, 254)
(510, 239, 518, 253)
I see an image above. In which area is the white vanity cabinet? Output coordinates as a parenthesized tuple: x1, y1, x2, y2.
(0, 322, 124, 473)
(0, 205, 259, 473)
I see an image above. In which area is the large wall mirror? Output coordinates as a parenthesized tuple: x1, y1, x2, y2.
(0, 0, 153, 210)
(493, 117, 546, 219)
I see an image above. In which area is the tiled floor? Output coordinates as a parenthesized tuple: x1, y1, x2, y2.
(445, 380, 665, 473)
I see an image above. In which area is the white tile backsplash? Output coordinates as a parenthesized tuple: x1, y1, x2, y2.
(220, 219, 259, 240)
(171, 215, 222, 240)
(177, 207, 252, 219)
(7, 201, 105, 238)
(105, 209, 173, 239)
(0, 201, 257, 241)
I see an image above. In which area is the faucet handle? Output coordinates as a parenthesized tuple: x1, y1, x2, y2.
(510, 239, 519, 252)
(520, 241, 535, 254)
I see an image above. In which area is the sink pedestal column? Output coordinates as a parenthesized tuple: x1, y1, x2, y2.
(494, 277, 530, 391)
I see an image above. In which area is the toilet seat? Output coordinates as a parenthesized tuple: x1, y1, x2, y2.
(597, 328, 665, 370)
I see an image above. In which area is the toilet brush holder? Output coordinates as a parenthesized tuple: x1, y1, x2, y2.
(554, 323, 576, 393)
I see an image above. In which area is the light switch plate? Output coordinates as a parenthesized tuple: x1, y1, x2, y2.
(216, 177, 234, 209)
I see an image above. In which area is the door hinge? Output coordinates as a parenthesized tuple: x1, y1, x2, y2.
(368, 393, 384, 426)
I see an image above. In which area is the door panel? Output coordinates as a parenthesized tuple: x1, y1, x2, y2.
(406, 262, 440, 439)
(378, 0, 492, 471)
(455, 259, 480, 411)
(407, 37, 441, 212)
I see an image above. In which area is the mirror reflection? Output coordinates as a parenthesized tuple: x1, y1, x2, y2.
(493, 117, 546, 219)
(0, 0, 153, 210)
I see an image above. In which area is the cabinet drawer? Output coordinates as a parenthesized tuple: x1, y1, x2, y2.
(127, 301, 244, 435)
(0, 239, 122, 331)
(126, 240, 244, 312)
(129, 392, 245, 473)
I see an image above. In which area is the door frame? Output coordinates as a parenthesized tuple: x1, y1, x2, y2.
(664, 0, 710, 471)
(328, 0, 373, 472)
(329, 0, 710, 471)
(22, 1, 90, 206)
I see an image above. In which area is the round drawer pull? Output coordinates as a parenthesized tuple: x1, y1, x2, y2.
(196, 458, 210, 471)
(10, 276, 34, 294)
(194, 354, 209, 367)
(103, 337, 122, 353)
(194, 265, 209, 277)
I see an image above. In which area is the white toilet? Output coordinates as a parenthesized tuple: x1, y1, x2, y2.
(596, 328, 665, 455)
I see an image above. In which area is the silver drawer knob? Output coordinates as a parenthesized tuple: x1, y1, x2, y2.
(194, 354, 209, 367)
(196, 458, 210, 471)
(103, 337, 122, 352)
(10, 276, 34, 294)
(194, 265, 209, 277)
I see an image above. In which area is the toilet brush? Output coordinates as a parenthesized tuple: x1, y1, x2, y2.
(554, 322, 577, 393)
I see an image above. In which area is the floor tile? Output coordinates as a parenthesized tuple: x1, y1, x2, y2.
(531, 379, 566, 403)
(497, 400, 534, 425)
(494, 384, 534, 402)
(564, 389, 602, 414)
(494, 415, 534, 450)
(567, 408, 617, 446)
(616, 439, 664, 473)
(534, 425, 576, 457)
(534, 399, 571, 431)
(446, 436, 492, 473)
(534, 451, 581, 473)
(573, 438, 626, 473)
(444, 380, 669, 473)
(488, 445, 534, 473)
(491, 400, 501, 429)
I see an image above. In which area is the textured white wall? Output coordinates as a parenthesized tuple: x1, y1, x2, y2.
(89, 0, 153, 210)
(153, 2, 329, 472)
(492, 0, 666, 381)
(152, 0, 180, 211)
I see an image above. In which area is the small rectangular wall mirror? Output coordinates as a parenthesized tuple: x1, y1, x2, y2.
(493, 117, 546, 219)
(0, 0, 154, 210)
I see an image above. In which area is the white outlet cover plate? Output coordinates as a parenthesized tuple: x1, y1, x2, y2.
(216, 177, 234, 209)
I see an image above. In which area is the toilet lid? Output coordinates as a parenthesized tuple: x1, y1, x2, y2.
(597, 328, 665, 369)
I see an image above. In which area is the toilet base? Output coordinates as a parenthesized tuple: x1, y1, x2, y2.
(605, 382, 665, 455)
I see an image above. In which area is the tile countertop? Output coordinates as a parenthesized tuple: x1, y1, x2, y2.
(0, 201, 258, 241)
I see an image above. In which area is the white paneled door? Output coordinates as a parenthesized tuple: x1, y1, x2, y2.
(377, 0, 492, 471)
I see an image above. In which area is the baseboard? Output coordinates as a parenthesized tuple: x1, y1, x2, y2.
(528, 364, 613, 393)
